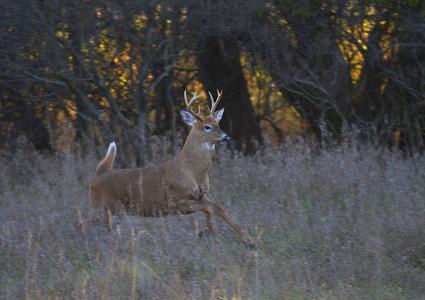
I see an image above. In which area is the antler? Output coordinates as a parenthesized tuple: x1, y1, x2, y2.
(184, 90, 205, 121)
(208, 89, 223, 114)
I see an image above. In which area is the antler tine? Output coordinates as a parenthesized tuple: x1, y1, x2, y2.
(184, 90, 205, 120)
(208, 90, 223, 114)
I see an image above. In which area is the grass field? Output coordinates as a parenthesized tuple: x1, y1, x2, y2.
(1, 139, 425, 299)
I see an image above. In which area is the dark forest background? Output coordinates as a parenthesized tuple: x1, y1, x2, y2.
(1, 0, 425, 160)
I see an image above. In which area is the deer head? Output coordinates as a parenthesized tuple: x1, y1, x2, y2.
(180, 90, 230, 147)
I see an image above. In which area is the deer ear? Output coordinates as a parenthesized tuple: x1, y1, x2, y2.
(180, 110, 196, 126)
(213, 108, 224, 122)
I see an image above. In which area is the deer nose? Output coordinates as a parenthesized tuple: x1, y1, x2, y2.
(221, 135, 230, 144)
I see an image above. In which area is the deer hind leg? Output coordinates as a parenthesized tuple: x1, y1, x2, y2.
(87, 188, 116, 230)
(201, 196, 255, 249)
(87, 202, 111, 225)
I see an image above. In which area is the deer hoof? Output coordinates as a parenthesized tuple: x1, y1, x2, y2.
(243, 240, 256, 249)
(247, 243, 256, 249)
(199, 228, 214, 237)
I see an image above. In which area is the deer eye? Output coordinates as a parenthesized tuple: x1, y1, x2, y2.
(204, 125, 212, 131)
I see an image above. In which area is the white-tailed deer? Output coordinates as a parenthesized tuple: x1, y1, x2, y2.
(89, 91, 255, 248)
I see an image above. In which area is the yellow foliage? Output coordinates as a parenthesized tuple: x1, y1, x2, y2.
(336, 11, 398, 87)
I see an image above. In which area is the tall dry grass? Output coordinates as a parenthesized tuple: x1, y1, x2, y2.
(1, 136, 425, 299)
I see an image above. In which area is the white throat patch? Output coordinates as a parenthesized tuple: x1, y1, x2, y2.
(203, 142, 215, 150)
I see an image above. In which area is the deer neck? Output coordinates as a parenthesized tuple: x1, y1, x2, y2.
(175, 128, 214, 176)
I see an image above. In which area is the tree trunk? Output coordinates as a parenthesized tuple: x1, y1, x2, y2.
(197, 36, 262, 154)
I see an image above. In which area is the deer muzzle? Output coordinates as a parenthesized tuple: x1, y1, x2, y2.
(219, 135, 230, 144)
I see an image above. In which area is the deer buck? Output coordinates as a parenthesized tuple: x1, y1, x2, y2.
(88, 90, 255, 248)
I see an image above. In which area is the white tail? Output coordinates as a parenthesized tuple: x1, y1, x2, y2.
(88, 91, 254, 248)
(95, 141, 116, 176)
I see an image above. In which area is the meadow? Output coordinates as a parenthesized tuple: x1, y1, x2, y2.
(1, 136, 425, 299)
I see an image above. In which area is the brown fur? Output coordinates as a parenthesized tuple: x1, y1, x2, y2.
(88, 92, 255, 248)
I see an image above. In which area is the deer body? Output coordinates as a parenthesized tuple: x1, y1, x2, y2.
(89, 91, 255, 248)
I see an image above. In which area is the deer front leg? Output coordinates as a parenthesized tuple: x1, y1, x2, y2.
(201, 196, 255, 249)
(198, 211, 214, 237)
